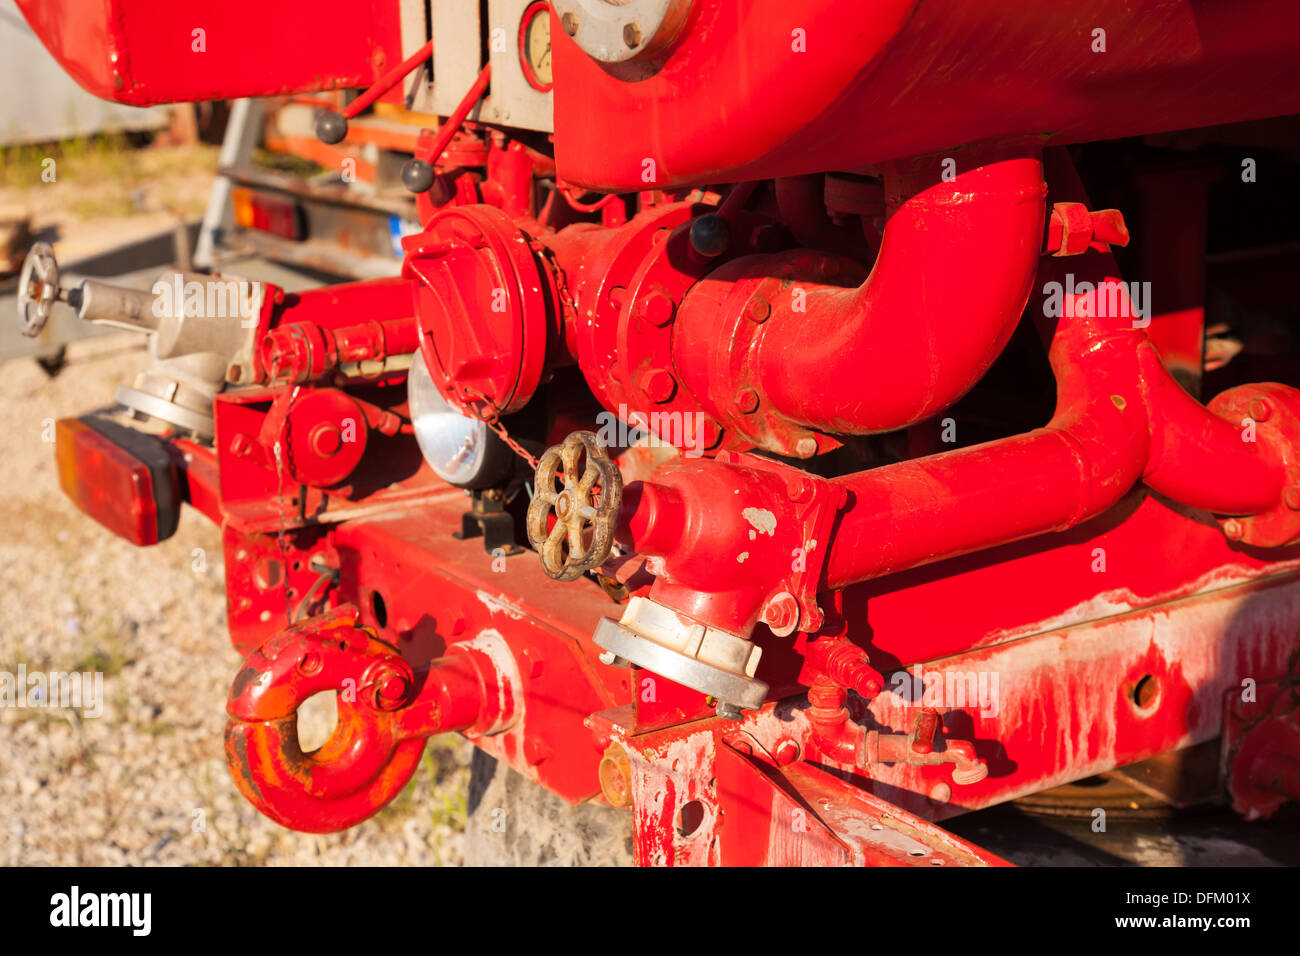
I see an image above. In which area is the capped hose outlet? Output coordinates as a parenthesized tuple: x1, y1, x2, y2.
(592, 596, 768, 717)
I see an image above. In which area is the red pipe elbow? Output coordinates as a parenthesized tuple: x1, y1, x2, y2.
(674, 148, 1047, 452)
(759, 148, 1046, 435)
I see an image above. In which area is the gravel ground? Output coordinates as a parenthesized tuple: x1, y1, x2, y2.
(0, 335, 474, 865)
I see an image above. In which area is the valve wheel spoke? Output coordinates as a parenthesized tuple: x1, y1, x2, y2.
(526, 430, 622, 581)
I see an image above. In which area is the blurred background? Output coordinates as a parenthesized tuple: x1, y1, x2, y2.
(0, 1, 479, 866)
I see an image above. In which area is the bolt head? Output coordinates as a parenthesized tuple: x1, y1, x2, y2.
(623, 21, 642, 48)
(1249, 398, 1272, 422)
(1223, 518, 1244, 540)
(735, 386, 760, 414)
(561, 11, 579, 35)
(638, 289, 676, 327)
(376, 673, 411, 709)
(762, 592, 800, 637)
(745, 298, 771, 323)
(789, 476, 814, 503)
(794, 437, 818, 458)
(639, 368, 677, 404)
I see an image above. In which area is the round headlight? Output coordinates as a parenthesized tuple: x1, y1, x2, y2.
(408, 348, 513, 488)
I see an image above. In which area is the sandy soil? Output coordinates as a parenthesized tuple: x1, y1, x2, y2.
(0, 334, 474, 865)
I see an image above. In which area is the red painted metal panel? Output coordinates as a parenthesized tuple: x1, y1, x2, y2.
(553, 0, 1300, 189)
(15, 0, 403, 105)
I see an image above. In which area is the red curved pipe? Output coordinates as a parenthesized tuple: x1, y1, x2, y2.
(824, 280, 1285, 589)
(619, 279, 1292, 631)
(752, 148, 1046, 436)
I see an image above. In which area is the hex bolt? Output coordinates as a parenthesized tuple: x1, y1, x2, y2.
(762, 592, 800, 637)
(1249, 398, 1272, 422)
(376, 672, 411, 710)
(929, 782, 952, 805)
(818, 257, 841, 280)
(640, 368, 677, 404)
(623, 21, 642, 48)
(598, 651, 630, 667)
(794, 437, 818, 458)
(735, 386, 760, 414)
(745, 297, 771, 324)
(638, 289, 676, 327)
(561, 11, 579, 35)
(1223, 518, 1245, 540)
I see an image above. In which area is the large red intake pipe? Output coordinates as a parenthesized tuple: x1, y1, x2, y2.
(673, 148, 1047, 450)
(618, 280, 1297, 634)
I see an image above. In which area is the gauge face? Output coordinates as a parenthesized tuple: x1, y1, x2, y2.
(520, 2, 553, 91)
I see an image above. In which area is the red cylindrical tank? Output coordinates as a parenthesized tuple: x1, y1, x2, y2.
(552, 0, 1300, 189)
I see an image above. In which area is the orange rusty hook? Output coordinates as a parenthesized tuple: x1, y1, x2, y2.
(223, 608, 427, 834)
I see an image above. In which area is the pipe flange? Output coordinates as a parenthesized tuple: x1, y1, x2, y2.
(115, 384, 215, 440)
(1209, 383, 1300, 547)
(592, 596, 768, 710)
(405, 205, 548, 417)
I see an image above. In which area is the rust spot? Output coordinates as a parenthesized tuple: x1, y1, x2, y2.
(224, 724, 263, 801)
(1110, 394, 1127, 410)
(229, 665, 262, 702)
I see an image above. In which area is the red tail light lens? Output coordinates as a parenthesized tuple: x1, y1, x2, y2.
(232, 186, 305, 241)
(55, 417, 181, 546)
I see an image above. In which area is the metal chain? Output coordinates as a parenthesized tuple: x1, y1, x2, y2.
(463, 386, 540, 470)
(485, 415, 540, 470)
(271, 385, 301, 626)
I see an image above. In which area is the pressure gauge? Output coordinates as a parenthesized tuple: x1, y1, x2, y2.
(519, 1, 554, 92)
(408, 347, 514, 489)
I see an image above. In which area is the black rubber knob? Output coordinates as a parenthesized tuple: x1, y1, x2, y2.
(689, 214, 730, 257)
(401, 158, 437, 194)
(315, 110, 348, 145)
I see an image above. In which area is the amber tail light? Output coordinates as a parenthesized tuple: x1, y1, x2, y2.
(55, 417, 181, 546)
(231, 186, 305, 241)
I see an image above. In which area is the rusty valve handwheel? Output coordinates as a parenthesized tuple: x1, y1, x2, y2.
(17, 242, 61, 338)
(526, 430, 623, 581)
